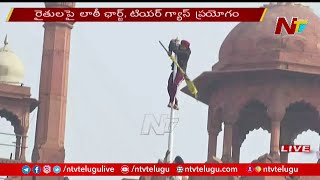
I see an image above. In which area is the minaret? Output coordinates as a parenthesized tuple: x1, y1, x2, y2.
(32, 2, 76, 164)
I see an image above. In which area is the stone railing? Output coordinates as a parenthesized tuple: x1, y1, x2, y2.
(0, 158, 27, 164)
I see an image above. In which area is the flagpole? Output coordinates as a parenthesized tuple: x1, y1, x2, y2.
(158, 38, 179, 171)
(168, 105, 175, 161)
(166, 54, 177, 180)
(168, 56, 177, 163)
(166, 108, 174, 180)
(168, 37, 179, 164)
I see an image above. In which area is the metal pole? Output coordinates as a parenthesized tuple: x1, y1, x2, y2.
(166, 39, 179, 180)
(7, 153, 12, 178)
(168, 65, 177, 162)
(167, 46, 179, 165)
(167, 104, 175, 163)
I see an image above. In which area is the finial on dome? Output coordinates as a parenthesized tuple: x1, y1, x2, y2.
(4, 34, 8, 46)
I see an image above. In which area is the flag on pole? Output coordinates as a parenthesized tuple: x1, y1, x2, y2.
(159, 41, 198, 99)
(167, 54, 198, 99)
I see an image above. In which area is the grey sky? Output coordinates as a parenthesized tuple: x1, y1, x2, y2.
(0, 2, 320, 180)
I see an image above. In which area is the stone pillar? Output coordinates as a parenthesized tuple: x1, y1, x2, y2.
(20, 132, 27, 160)
(18, 113, 30, 161)
(14, 122, 28, 161)
(280, 139, 292, 163)
(268, 103, 285, 161)
(208, 129, 219, 160)
(207, 107, 222, 161)
(232, 144, 240, 163)
(270, 120, 281, 160)
(222, 121, 233, 163)
(14, 135, 21, 160)
(232, 125, 241, 163)
(280, 152, 288, 163)
(32, 2, 75, 164)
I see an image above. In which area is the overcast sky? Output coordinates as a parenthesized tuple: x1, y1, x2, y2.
(1, 2, 320, 180)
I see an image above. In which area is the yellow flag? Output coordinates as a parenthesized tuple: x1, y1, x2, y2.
(159, 40, 198, 99)
(169, 55, 198, 98)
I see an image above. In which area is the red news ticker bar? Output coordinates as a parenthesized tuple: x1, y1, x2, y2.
(1, 163, 320, 176)
(7, 8, 268, 22)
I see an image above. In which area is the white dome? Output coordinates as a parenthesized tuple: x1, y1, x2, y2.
(0, 36, 24, 85)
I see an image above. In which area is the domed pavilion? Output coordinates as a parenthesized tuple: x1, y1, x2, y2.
(0, 35, 37, 164)
(144, 3, 320, 180)
(182, 2, 320, 180)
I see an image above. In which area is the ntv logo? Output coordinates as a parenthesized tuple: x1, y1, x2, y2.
(274, 17, 308, 35)
(140, 114, 179, 135)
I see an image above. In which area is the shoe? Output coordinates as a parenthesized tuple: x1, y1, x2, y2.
(167, 103, 173, 108)
(173, 104, 179, 110)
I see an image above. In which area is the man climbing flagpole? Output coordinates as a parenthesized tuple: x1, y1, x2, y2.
(166, 38, 191, 110)
(160, 39, 196, 105)
(167, 38, 179, 163)
(159, 38, 196, 180)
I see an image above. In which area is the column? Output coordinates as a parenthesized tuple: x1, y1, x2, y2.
(232, 144, 240, 163)
(207, 106, 222, 162)
(280, 139, 292, 163)
(14, 135, 21, 160)
(270, 120, 281, 160)
(32, 2, 75, 164)
(280, 152, 288, 163)
(20, 132, 27, 160)
(222, 121, 233, 163)
(207, 129, 219, 160)
(232, 126, 241, 163)
(268, 101, 285, 161)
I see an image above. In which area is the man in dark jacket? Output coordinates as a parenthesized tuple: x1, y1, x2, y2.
(167, 39, 191, 110)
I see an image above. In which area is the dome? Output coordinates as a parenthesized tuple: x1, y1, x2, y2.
(0, 36, 24, 85)
(216, 3, 320, 72)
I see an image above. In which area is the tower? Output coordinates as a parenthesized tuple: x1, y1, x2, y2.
(181, 3, 320, 180)
(31, 2, 76, 164)
(0, 36, 37, 162)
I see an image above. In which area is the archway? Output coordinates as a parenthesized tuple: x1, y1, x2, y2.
(0, 117, 15, 180)
(240, 128, 270, 163)
(289, 130, 320, 163)
(234, 100, 271, 163)
(0, 109, 20, 133)
(0, 117, 15, 158)
(0, 109, 22, 161)
(280, 101, 320, 163)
